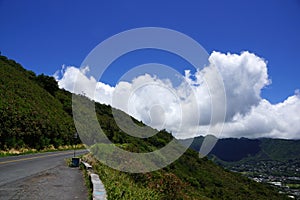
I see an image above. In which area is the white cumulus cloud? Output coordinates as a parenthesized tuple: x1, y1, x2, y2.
(54, 51, 300, 139)
(57, 66, 114, 105)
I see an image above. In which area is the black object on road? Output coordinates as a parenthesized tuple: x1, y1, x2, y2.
(71, 157, 80, 167)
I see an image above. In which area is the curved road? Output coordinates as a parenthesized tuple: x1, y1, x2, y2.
(0, 150, 88, 200)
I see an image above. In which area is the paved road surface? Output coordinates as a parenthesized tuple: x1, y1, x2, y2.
(0, 150, 88, 200)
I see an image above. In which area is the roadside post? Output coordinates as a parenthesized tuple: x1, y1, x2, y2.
(71, 132, 80, 167)
(73, 132, 78, 157)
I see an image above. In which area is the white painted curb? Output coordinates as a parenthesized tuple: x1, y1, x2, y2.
(90, 173, 107, 200)
(81, 161, 107, 200)
(82, 161, 92, 169)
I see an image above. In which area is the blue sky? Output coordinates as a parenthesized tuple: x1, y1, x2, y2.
(1, 0, 299, 104)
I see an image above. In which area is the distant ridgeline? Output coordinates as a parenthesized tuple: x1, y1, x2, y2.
(180, 136, 300, 162)
(0, 55, 291, 199)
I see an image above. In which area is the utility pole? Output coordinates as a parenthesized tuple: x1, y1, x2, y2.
(73, 132, 78, 157)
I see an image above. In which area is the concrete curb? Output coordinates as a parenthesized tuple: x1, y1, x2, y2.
(82, 161, 107, 200)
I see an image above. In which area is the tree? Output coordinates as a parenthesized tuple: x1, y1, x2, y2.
(35, 74, 59, 96)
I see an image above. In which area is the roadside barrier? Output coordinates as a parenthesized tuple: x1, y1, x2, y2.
(81, 161, 107, 200)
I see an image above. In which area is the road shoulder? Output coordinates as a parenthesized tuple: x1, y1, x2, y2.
(0, 161, 88, 200)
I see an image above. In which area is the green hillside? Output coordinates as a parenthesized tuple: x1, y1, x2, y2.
(0, 55, 77, 149)
(259, 138, 300, 161)
(0, 55, 289, 199)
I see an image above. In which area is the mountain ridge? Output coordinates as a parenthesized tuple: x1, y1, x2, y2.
(180, 136, 300, 162)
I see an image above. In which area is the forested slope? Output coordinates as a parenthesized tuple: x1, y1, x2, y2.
(0, 55, 76, 149)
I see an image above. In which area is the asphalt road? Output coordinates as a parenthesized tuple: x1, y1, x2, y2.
(0, 149, 89, 200)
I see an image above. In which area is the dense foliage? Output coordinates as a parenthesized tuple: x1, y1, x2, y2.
(0, 55, 76, 149)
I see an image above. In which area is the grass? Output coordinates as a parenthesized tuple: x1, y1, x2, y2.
(286, 184, 300, 189)
(80, 151, 289, 200)
(0, 144, 86, 157)
(82, 154, 161, 200)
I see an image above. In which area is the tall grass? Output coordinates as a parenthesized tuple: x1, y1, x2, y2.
(0, 144, 85, 157)
(83, 154, 160, 200)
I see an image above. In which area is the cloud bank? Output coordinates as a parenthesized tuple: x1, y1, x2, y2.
(55, 51, 300, 139)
